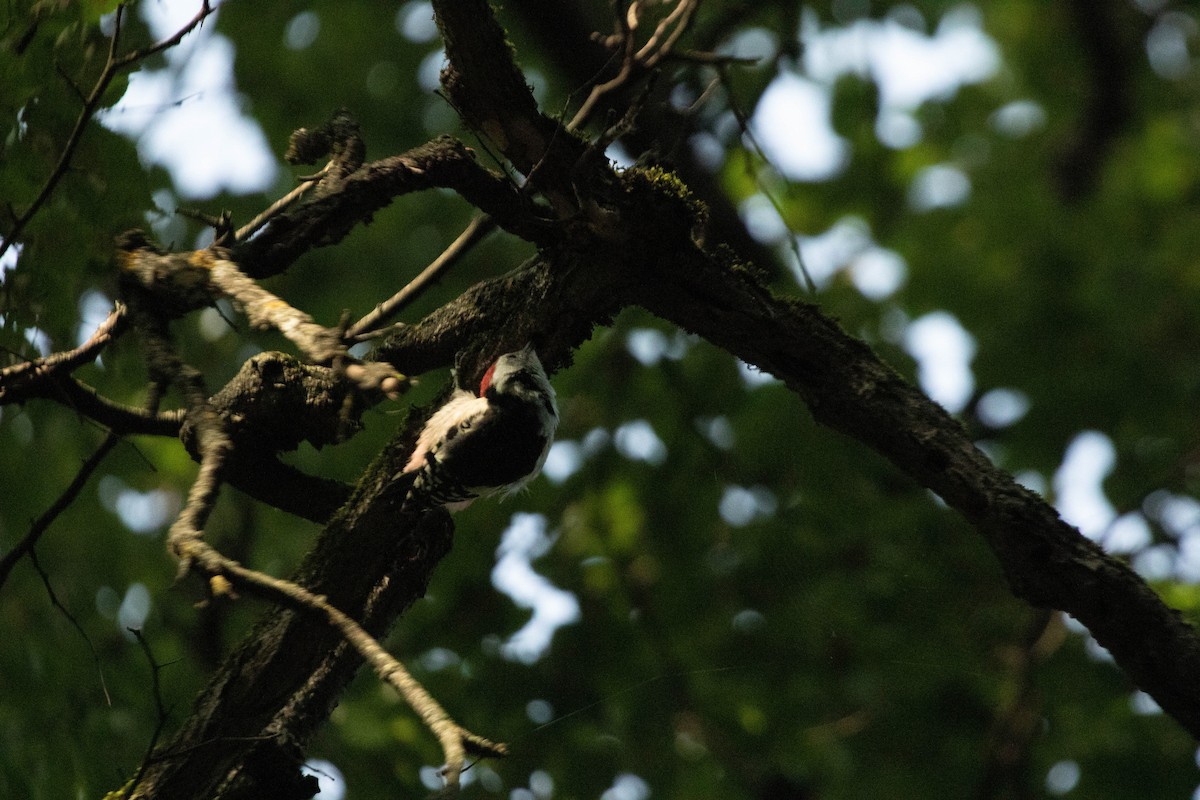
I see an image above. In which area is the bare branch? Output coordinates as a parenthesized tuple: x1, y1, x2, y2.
(570, 1, 638, 131)
(206, 254, 348, 364)
(111, 1, 215, 68)
(232, 135, 549, 280)
(119, 237, 407, 392)
(124, 629, 174, 800)
(0, 432, 121, 592)
(166, 362, 500, 789)
(220, 452, 350, 523)
(127, 464, 456, 798)
(0, 303, 127, 400)
(120, 265, 495, 790)
(570, 0, 700, 131)
(183, 352, 362, 520)
(234, 164, 331, 243)
(165, 364, 499, 788)
(347, 214, 497, 341)
(179, 537, 507, 789)
(27, 549, 112, 706)
(51, 378, 184, 437)
(0, 302, 184, 438)
(635, 0, 698, 67)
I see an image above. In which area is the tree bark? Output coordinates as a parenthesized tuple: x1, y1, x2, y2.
(129, 438, 454, 799)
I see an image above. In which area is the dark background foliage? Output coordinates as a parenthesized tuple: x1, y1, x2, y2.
(3, 1, 1200, 797)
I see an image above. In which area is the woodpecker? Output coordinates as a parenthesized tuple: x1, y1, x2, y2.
(400, 343, 558, 512)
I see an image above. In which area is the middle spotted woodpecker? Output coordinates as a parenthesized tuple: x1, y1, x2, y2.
(400, 343, 558, 512)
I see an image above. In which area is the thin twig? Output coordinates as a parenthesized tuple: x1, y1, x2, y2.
(0, 302, 127, 400)
(0, 380, 167, 592)
(181, 538, 507, 788)
(49, 377, 184, 437)
(346, 215, 497, 340)
(570, 0, 701, 132)
(589, 70, 660, 160)
(570, 1, 638, 131)
(0, 1, 216, 262)
(234, 164, 332, 243)
(27, 549, 112, 705)
(666, 50, 759, 66)
(124, 628, 174, 800)
(168, 439, 505, 787)
(716, 65, 817, 293)
(0, 432, 122, 592)
(635, 0, 697, 66)
(54, 62, 89, 105)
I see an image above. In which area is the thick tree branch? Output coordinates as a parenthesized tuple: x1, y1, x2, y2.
(166, 385, 499, 792)
(626, 227, 1193, 741)
(636, 238, 1200, 736)
(119, 239, 349, 365)
(166, 528, 506, 792)
(129, 437, 456, 799)
(385, 5, 1200, 738)
(504, 0, 789, 281)
(382, 165, 1200, 740)
(232, 135, 551, 279)
(119, 236, 409, 403)
(181, 352, 369, 522)
(434, 0, 592, 215)
(220, 452, 349, 524)
(120, 300, 474, 796)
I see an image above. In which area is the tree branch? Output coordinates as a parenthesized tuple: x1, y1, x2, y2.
(629, 207, 1200, 740)
(232, 135, 551, 279)
(220, 451, 350, 524)
(412, 12, 1200, 741)
(434, 0, 591, 214)
(382, 164, 1200, 739)
(3, 375, 183, 437)
(0, 302, 127, 397)
(347, 213, 497, 341)
(128, 434, 457, 799)
(0, 431, 121, 592)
